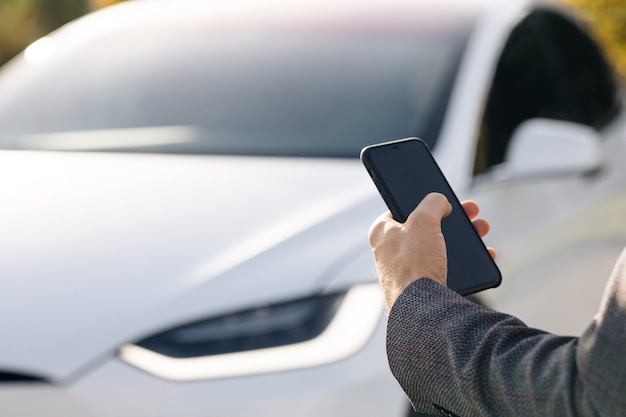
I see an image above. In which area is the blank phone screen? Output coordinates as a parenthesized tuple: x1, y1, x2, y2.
(361, 138, 501, 295)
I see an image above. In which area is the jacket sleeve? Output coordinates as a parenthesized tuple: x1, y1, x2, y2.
(386, 249, 626, 417)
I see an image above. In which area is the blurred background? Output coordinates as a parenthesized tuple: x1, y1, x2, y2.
(0, 0, 125, 66)
(0, 0, 624, 80)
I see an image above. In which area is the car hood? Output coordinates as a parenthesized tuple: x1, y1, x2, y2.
(0, 150, 383, 381)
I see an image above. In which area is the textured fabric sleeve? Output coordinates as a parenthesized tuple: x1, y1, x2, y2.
(386, 248, 626, 417)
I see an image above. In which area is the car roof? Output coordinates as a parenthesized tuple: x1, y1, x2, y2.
(53, 0, 507, 41)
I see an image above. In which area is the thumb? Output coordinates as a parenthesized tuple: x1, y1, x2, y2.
(406, 192, 451, 225)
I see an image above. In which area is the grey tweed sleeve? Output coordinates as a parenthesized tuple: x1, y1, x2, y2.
(386, 249, 626, 417)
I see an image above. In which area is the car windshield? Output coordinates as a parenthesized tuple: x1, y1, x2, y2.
(0, 9, 470, 158)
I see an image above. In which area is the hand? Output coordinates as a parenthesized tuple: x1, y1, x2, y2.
(368, 193, 495, 309)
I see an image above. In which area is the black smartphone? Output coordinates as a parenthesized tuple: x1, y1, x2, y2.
(361, 137, 501, 296)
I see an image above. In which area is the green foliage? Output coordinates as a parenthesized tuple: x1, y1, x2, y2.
(559, 0, 626, 79)
(1, 0, 625, 81)
(0, 0, 87, 67)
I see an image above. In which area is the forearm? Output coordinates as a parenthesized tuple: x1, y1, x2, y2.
(386, 248, 626, 416)
(575, 251, 626, 414)
(386, 278, 581, 416)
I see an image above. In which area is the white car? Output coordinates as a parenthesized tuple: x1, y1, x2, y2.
(0, 0, 624, 416)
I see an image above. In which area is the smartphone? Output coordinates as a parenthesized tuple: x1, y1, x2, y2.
(361, 137, 501, 296)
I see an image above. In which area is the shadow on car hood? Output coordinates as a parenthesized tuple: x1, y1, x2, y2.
(0, 150, 382, 381)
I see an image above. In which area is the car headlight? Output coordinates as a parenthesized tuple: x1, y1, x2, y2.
(119, 283, 383, 381)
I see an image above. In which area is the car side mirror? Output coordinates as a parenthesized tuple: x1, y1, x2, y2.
(502, 118, 603, 180)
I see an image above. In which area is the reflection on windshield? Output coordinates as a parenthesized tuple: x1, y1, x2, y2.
(0, 25, 467, 157)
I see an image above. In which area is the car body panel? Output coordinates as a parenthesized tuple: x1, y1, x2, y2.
(0, 150, 381, 380)
(473, 113, 626, 335)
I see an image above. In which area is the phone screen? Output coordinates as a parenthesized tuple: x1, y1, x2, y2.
(361, 137, 501, 295)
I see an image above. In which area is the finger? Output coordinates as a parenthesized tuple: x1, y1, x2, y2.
(487, 247, 496, 260)
(461, 200, 479, 220)
(407, 192, 452, 225)
(472, 218, 490, 238)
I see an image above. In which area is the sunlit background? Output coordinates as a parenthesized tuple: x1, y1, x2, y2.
(0, 0, 624, 80)
(0, 0, 125, 66)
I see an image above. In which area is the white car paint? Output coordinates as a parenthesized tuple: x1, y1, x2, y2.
(0, 152, 381, 378)
(474, 111, 626, 335)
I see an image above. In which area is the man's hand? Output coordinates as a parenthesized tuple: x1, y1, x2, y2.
(368, 192, 494, 310)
